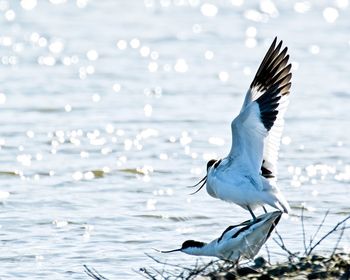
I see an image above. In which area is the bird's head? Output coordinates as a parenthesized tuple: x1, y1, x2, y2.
(206, 159, 216, 171)
(189, 159, 217, 195)
(161, 240, 206, 255)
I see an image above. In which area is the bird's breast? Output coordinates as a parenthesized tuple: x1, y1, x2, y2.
(206, 167, 263, 203)
(206, 168, 237, 198)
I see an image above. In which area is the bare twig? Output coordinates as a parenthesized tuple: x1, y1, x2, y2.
(264, 244, 271, 265)
(273, 230, 298, 258)
(84, 265, 109, 280)
(189, 260, 219, 279)
(301, 206, 307, 254)
(306, 210, 329, 253)
(137, 267, 157, 280)
(140, 254, 223, 280)
(323, 223, 347, 274)
(331, 223, 346, 257)
(307, 214, 350, 256)
(145, 253, 191, 271)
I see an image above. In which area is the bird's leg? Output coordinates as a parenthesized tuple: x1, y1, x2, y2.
(247, 205, 257, 221)
(234, 254, 240, 268)
(231, 253, 240, 271)
(262, 206, 267, 213)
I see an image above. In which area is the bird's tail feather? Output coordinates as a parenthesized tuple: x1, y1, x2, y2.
(275, 192, 291, 214)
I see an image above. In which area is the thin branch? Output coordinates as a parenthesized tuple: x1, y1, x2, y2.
(136, 267, 158, 280)
(145, 253, 191, 271)
(273, 230, 298, 258)
(84, 265, 109, 280)
(265, 243, 271, 265)
(331, 223, 346, 257)
(301, 206, 307, 254)
(307, 214, 350, 256)
(142, 254, 222, 280)
(306, 210, 329, 253)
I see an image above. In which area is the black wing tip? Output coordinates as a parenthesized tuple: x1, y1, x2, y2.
(273, 36, 282, 48)
(261, 165, 275, 178)
(261, 159, 276, 179)
(251, 37, 292, 131)
(250, 37, 292, 92)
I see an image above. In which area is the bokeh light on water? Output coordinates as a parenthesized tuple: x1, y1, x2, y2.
(0, 0, 349, 278)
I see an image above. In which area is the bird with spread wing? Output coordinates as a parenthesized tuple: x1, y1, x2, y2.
(191, 37, 292, 220)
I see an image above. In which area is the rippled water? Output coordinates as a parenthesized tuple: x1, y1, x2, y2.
(0, 0, 349, 279)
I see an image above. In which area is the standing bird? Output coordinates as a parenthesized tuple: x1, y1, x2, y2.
(191, 37, 292, 219)
(161, 211, 282, 262)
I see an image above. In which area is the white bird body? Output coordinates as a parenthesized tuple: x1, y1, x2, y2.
(207, 160, 288, 212)
(192, 38, 292, 217)
(162, 211, 282, 262)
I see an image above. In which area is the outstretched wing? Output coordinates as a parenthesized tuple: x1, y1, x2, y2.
(229, 37, 292, 177)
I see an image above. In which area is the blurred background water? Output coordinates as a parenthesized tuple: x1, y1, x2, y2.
(0, 0, 349, 279)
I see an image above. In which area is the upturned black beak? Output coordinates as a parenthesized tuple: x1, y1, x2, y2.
(187, 175, 206, 188)
(189, 175, 207, 195)
(160, 248, 182, 253)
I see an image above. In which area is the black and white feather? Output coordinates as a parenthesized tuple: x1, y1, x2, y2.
(232, 37, 292, 181)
